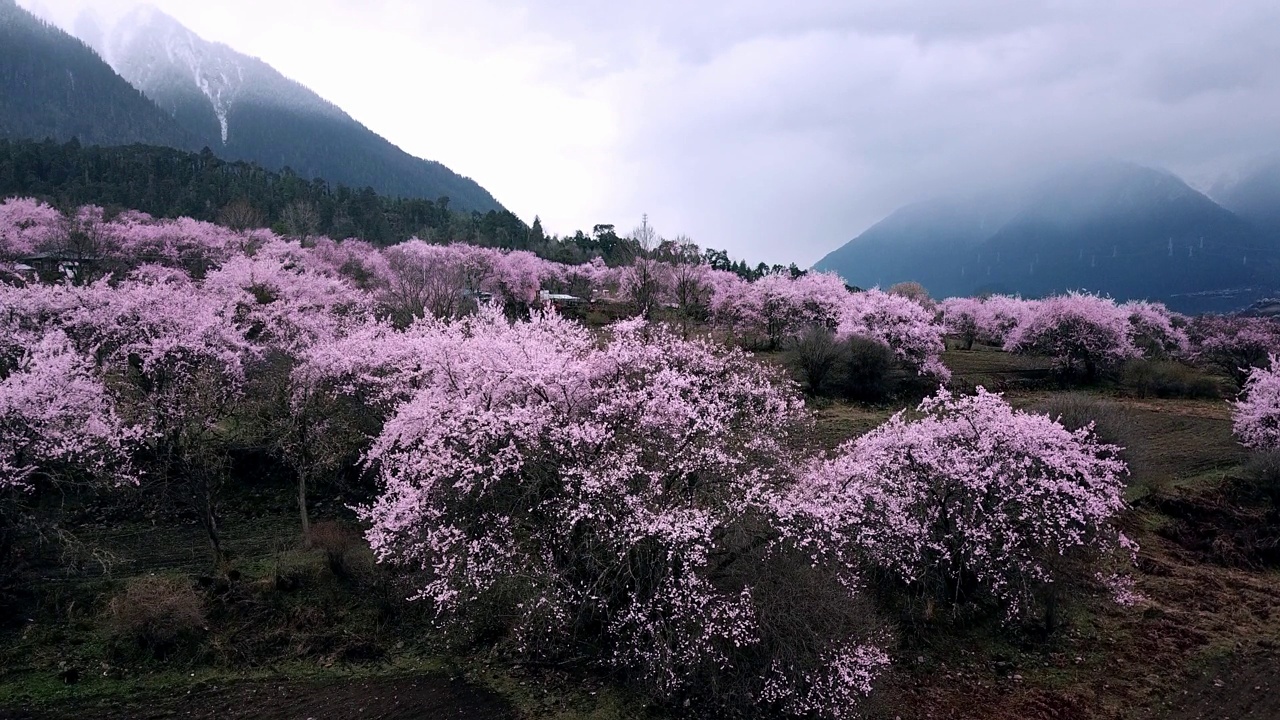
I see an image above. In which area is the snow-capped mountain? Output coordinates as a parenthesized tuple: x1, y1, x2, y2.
(0, 0, 195, 149)
(43, 3, 504, 213)
(94, 5, 344, 147)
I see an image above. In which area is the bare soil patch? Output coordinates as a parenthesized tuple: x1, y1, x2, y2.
(2, 675, 513, 720)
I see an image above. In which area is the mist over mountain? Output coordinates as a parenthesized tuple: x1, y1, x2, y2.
(1213, 158, 1280, 240)
(0, 0, 194, 148)
(816, 161, 1280, 313)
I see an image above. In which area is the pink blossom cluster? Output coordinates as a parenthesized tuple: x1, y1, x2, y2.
(708, 271, 950, 379)
(0, 330, 138, 489)
(203, 240, 375, 353)
(1234, 356, 1280, 451)
(837, 288, 951, 381)
(95, 210, 258, 272)
(797, 387, 1134, 619)
(0, 199, 262, 276)
(0, 241, 367, 485)
(1122, 300, 1189, 357)
(379, 240, 573, 320)
(943, 294, 1190, 373)
(940, 295, 1036, 348)
(0, 197, 64, 258)
(709, 271, 848, 347)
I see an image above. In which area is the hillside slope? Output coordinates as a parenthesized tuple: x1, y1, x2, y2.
(1213, 158, 1280, 240)
(0, 0, 194, 149)
(87, 5, 504, 213)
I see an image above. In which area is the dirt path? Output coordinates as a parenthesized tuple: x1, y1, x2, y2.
(2, 676, 514, 720)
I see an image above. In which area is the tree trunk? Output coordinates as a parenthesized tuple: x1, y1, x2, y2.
(297, 468, 311, 546)
(199, 484, 226, 570)
(1043, 587, 1059, 633)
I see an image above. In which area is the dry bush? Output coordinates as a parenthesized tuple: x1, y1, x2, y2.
(786, 326, 843, 395)
(1245, 451, 1280, 496)
(1121, 359, 1221, 399)
(309, 520, 362, 579)
(839, 336, 896, 402)
(887, 281, 935, 310)
(1027, 393, 1131, 448)
(104, 575, 205, 659)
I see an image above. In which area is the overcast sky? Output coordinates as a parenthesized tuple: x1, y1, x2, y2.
(21, 0, 1280, 265)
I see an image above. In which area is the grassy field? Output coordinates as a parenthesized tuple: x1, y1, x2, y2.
(2, 347, 1276, 720)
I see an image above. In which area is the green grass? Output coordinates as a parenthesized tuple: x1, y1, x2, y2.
(810, 400, 899, 450)
(1012, 390, 1245, 499)
(944, 345, 1054, 392)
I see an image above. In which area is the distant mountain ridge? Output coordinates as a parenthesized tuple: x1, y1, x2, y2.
(92, 6, 345, 147)
(816, 161, 1280, 313)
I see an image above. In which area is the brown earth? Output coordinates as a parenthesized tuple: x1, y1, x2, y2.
(2, 676, 513, 720)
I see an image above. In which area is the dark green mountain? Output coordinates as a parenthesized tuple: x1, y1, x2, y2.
(816, 161, 1280, 313)
(87, 5, 503, 214)
(0, 0, 194, 148)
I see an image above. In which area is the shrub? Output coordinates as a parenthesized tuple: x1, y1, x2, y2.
(838, 335, 895, 402)
(104, 575, 205, 659)
(309, 520, 362, 578)
(787, 326, 843, 395)
(1027, 393, 1131, 448)
(802, 388, 1136, 624)
(1244, 451, 1280, 490)
(1121, 359, 1221, 399)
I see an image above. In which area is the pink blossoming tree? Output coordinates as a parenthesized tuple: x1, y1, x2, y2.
(0, 197, 64, 259)
(839, 288, 950, 381)
(60, 273, 255, 565)
(1004, 292, 1140, 377)
(1122, 300, 1188, 358)
(1234, 357, 1280, 452)
(359, 310, 890, 717)
(0, 330, 137, 491)
(1190, 315, 1280, 387)
(799, 387, 1134, 624)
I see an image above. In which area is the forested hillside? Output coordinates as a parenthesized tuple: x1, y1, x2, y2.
(0, 138, 528, 249)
